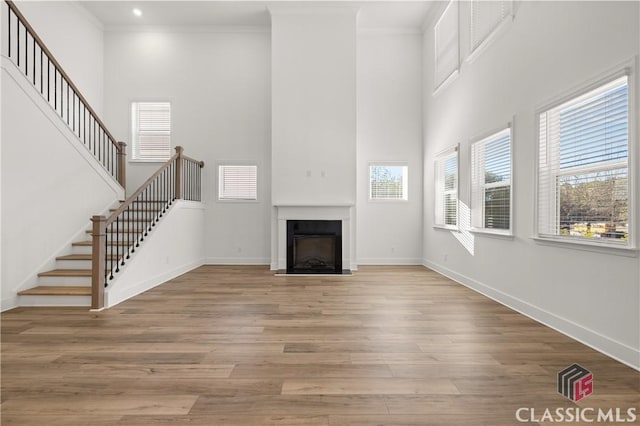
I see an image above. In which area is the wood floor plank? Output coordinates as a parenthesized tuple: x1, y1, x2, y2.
(1, 395, 198, 415)
(231, 363, 394, 378)
(281, 378, 459, 395)
(2, 265, 638, 424)
(189, 395, 390, 415)
(118, 415, 330, 425)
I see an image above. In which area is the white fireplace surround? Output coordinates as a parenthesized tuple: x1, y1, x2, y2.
(272, 204, 356, 271)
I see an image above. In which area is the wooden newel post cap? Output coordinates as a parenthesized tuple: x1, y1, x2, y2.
(199, 161, 205, 168)
(175, 146, 184, 155)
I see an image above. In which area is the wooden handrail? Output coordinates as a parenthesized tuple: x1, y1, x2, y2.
(5, 0, 121, 153)
(91, 146, 204, 309)
(183, 155, 205, 168)
(105, 147, 182, 226)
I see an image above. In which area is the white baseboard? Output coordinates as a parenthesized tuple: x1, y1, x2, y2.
(422, 259, 640, 371)
(357, 257, 423, 265)
(204, 257, 271, 265)
(105, 259, 204, 308)
(1, 296, 18, 312)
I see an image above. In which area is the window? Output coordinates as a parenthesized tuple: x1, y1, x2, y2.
(131, 102, 171, 161)
(434, 147, 458, 228)
(471, 127, 512, 233)
(470, 0, 513, 54)
(369, 163, 408, 201)
(434, 0, 459, 90)
(537, 74, 631, 246)
(218, 165, 258, 201)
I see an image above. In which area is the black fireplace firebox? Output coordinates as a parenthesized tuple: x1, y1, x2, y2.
(287, 220, 342, 274)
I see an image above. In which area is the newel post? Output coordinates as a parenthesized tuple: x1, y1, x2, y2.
(175, 146, 184, 200)
(117, 141, 127, 188)
(91, 215, 107, 310)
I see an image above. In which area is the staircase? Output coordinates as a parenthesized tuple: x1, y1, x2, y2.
(6, 0, 205, 310)
(17, 201, 168, 307)
(16, 148, 203, 309)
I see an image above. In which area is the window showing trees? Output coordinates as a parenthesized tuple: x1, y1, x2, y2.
(471, 127, 512, 233)
(537, 74, 630, 245)
(369, 163, 408, 201)
(435, 147, 458, 228)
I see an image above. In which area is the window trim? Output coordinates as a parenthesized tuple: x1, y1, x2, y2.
(434, 0, 460, 94)
(470, 125, 514, 236)
(434, 145, 459, 230)
(130, 100, 172, 163)
(216, 162, 260, 203)
(533, 61, 637, 251)
(467, 0, 514, 64)
(368, 161, 409, 202)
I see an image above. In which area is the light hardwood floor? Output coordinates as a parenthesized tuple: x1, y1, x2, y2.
(2, 265, 638, 425)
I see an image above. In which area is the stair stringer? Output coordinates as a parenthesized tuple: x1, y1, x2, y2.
(1, 56, 124, 311)
(12, 200, 119, 308)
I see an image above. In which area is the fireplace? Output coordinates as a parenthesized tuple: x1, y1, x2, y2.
(287, 220, 342, 274)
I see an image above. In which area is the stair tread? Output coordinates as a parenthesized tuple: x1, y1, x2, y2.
(56, 254, 118, 261)
(86, 229, 146, 234)
(73, 240, 137, 246)
(38, 269, 92, 277)
(109, 208, 163, 212)
(18, 286, 91, 296)
(58, 254, 92, 260)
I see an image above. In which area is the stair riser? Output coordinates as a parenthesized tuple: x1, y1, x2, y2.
(108, 210, 164, 217)
(38, 276, 91, 286)
(72, 243, 136, 255)
(56, 260, 92, 270)
(86, 233, 147, 243)
(18, 295, 91, 307)
(71, 245, 92, 255)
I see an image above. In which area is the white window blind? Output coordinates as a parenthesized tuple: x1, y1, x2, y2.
(131, 102, 171, 161)
(434, 0, 459, 89)
(369, 163, 408, 201)
(218, 165, 258, 201)
(538, 74, 630, 245)
(470, 0, 513, 53)
(471, 128, 512, 232)
(435, 148, 458, 227)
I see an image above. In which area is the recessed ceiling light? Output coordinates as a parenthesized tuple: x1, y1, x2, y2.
(132, 8, 142, 17)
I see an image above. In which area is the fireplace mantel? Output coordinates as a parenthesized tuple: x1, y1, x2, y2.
(272, 204, 355, 272)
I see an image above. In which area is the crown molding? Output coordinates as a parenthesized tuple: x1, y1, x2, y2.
(104, 25, 270, 34)
(268, 4, 360, 17)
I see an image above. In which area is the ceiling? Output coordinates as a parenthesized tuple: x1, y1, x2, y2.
(80, 1, 437, 30)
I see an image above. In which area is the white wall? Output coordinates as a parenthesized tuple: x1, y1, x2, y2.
(356, 32, 423, 264)
(103, 28, 272, 264)
(13, 1, 104, 114)
(270, 7, 357, 205)
(1, 58, 123, 311)
(422, 1, 640, 368)
(105, 200, 205, 307)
